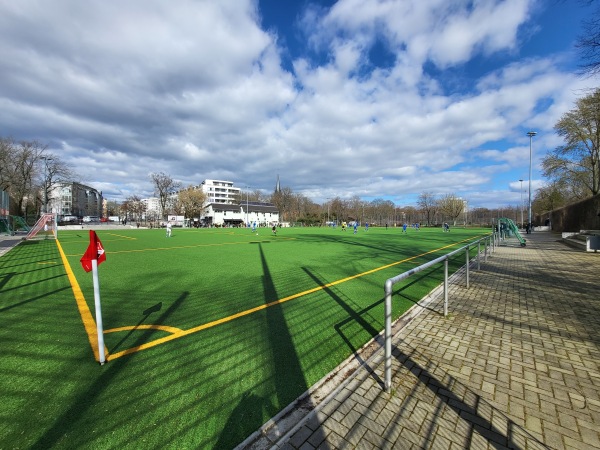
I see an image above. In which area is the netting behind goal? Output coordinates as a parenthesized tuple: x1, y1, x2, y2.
(25, 214, 57, 240)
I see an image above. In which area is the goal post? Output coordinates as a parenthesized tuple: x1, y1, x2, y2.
(25, 213, 57, 240)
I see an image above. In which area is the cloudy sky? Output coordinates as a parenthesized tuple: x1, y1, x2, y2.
(1, 0, 597, 208)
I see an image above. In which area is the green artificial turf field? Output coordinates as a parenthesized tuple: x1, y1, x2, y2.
(0, 225, 490, 449)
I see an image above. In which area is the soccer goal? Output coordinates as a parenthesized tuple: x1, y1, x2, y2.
(25, 214, 57, 240)
(498, 217, 526, 247)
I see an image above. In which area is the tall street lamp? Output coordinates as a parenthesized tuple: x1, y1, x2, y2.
(519, 179, 524, 228)
(527, 131, 536, 231)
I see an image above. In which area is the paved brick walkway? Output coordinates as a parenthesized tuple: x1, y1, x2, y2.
(0, 235, 22, 258)
(266, 232, 600, 450)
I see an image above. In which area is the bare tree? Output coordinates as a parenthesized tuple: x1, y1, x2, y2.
(42, 154, 77, 213)
(124, 195, 146, 223)
(437, 194, 465, 226)
(1, 137, 78, 217)
(10, 140, 46, 216)
(270, 186, 295, 223)
(150, 172, 181, 220)
(533, 182, 569, 215)
(328, 197, 347, 224)
(417, 192, 438, 226)
(543, 88, 600, 198)
(105, 200, 120, 218)
(403, 206, 418, 225)
(576, 0, 600, 76)
(347, 195, 363, 224)
(0, 137, 13, 191)
(178, 185, 207, 221)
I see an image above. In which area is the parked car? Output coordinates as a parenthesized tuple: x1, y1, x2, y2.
(83, 216, 100, 223)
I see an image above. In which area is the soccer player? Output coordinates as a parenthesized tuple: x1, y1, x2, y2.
(166, 222, 172, 237)
(402, 223, 407, 233)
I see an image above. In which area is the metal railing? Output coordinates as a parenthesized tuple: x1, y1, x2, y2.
(383, 234, 495, 391)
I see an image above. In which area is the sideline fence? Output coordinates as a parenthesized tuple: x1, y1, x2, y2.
(383, 233, 496, 391)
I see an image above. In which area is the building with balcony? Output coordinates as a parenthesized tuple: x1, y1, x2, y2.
(198, 179, 241, 204)
(47, 182, 103, 220)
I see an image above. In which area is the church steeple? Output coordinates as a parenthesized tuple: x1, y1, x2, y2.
(275, 174, 281, 193)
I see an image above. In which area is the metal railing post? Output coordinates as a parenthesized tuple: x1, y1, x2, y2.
(382, 233, 491, 391)
(465, 245, 470, 289)
(384, 280, 392, 391)
(485, 237, 488, 262)
(444, 258, 449, 316)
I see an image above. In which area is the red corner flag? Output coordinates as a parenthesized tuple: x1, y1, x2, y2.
(80, 230, 106, 272)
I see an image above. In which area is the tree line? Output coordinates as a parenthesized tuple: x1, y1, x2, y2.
(0, 137, 75, 219)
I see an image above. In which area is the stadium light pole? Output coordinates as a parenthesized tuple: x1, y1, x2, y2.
(527, 131, 536, 229)
(42, 156, 52, 214)
(519, 179, 524, 228)
(245, 187, 249, 227)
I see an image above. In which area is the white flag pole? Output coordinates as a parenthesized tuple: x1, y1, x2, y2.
(92, 258, 106, 365)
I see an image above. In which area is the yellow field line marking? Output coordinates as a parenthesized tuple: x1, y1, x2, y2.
(56, 239, 106, 363)
(106, 233, 137, 240)
(106, 235, 481, 361)
(63, 237, 296, 257)
(105, 324, 183, 334)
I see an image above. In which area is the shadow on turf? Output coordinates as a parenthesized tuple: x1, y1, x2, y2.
(300, 263, 447, 390)
(218, 243, 330, 449)
(29, 293, 188, 449)
(108, 302, 163, 354)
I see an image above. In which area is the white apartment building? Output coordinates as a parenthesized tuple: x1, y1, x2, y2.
(198, 179, 241, 204)
(140, 180, 279, 226)
(142, 197, 162, 216)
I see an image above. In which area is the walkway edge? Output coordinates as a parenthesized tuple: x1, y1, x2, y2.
(238, 259, 476, 450)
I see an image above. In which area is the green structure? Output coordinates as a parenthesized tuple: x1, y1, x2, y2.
(11, 216, 30, 233)
(0, 217, 12, 235)
(498, 217, 526, 246)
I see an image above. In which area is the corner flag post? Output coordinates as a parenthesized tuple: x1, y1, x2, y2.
(80, 230, 107, 364)
(92, 258, 106, 365)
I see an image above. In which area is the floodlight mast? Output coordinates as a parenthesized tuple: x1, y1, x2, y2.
(527, 131, 536, 230)
(42, 156, 53, 214)
(519, 179, 524, 228)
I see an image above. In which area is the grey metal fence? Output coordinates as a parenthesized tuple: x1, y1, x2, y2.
(383, 234, 495, 391)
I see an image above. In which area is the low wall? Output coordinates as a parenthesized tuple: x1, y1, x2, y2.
(538, 194, 600, 232)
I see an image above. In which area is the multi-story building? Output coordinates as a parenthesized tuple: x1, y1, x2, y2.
(142, 197, 162, 217)
(48, 182, 103, 220)
(198, 179, 241, 204)
(140, 179, 279, 226)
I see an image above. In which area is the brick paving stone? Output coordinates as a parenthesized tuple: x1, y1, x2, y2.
(246, 232, 600, 450)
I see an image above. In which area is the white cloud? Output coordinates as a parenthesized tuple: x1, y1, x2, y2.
(0, 0, 597, 209)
